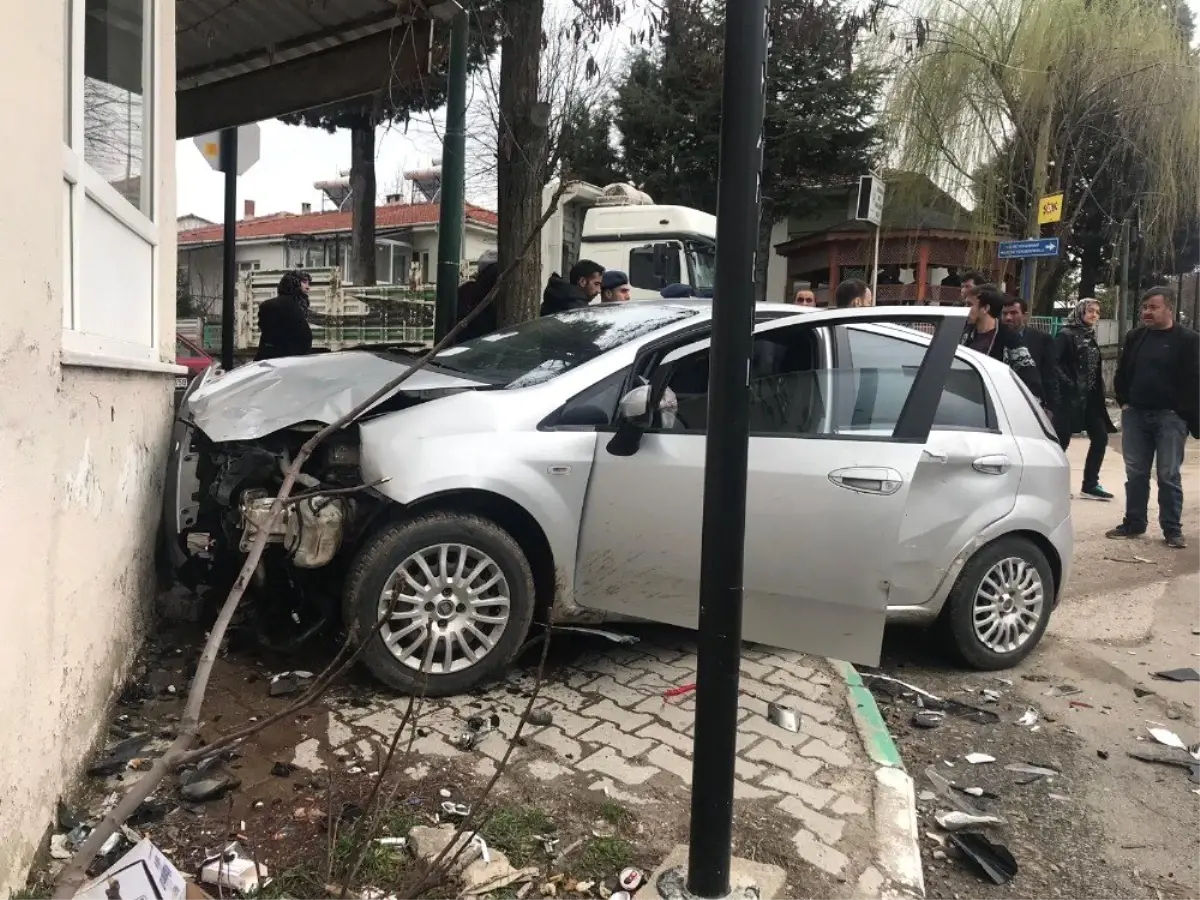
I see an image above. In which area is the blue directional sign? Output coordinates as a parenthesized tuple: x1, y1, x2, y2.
(997, 238, 1061, 259)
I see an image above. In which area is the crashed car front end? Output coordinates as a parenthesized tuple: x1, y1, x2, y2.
(162, 353, 488, 641)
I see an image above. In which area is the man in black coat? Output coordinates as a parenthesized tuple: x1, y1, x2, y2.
(254, 270, 312, 361)
(1001, 296, 1061, 418)
(1108, 286, 1200, 549)
(961, 284, 1044, 403)
(540, 259, 604, 316)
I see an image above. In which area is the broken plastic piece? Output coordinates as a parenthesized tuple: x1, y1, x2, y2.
(1005, 763, 1058, 778)
(663, 683, 697, 700)
(965, 753, 995, 765)
(912, 709, 946, 729)
(1044, 684, 1082, 698)
(980, 689, 1002, 702)
(935, 810, 1005, 831)
(552, 626, 639, 644)
(767, 702, 801, 733)
(1017, 708, 1039, 727)
(441, 801, 470, 818)
(439, 788, 452, 799)
(1147, 727, 1187, 751)
(948, 832, 1018, 885)
(376, 837, 407, 848)
(200, 842, 268, 893)
(1152, 668, 1200, 683)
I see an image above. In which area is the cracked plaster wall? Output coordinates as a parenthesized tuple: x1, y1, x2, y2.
(0, 0, 177, 889)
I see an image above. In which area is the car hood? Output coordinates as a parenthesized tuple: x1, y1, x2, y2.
(183, 350, 488, 442)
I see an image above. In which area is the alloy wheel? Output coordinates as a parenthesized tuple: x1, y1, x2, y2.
(971, 556, 1045, 654)
(377, 543, 511, 674)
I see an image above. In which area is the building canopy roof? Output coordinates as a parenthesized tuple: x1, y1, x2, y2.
(176, 0, 440, 137)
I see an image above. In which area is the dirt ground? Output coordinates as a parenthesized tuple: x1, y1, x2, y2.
(33, 623, 857, 899)
(876, 439, 1200, 899)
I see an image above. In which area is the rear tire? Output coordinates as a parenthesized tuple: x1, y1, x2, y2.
(941, 535, 1053, 670)
(342, 511, 536, 696)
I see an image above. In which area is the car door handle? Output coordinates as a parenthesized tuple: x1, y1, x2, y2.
(972, 454, 1012, 475)
(828, 467, 904, 495)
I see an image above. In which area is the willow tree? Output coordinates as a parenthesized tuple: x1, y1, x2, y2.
(881, 0, 1199, 311)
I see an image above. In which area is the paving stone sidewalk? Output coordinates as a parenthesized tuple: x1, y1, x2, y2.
(297, 633, 906, 898)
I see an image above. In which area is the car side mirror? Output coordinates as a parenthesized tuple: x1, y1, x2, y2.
(617, 384, 652, 426)
(607, 385, 653, 457)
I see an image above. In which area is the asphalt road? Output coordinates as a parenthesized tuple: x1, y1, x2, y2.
(877, 438, 1200, 899)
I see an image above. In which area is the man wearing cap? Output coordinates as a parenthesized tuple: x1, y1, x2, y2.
(600, 270, 632, 303)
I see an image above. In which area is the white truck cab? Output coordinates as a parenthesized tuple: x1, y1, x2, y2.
(541, 181, 718, 300)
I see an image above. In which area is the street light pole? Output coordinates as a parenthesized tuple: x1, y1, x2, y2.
(686, 0, 770, 896)
(219, 127, 238, 371)
(435, 6, 469, 343)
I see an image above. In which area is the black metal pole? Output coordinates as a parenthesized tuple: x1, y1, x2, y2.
(686, 0, 770, 897)
(220, 127, 237, 370)
(435, 11, 469, 343)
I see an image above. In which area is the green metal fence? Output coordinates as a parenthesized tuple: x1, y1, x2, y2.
(1028, 316, 1063, 335)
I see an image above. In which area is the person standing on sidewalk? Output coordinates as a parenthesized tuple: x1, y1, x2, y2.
(1054, 298, 1117, 500)
(1107, 286, 1200, 549)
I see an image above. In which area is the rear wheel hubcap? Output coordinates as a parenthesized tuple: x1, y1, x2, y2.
(972, 557, 1045, 654)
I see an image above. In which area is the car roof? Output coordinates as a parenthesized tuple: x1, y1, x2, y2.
(637, 298, 807, 316)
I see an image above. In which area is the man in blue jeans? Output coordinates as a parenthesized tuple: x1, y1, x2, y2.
(1107, 286, 1200, 549)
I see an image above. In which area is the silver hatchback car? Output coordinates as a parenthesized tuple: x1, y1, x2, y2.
(165, 301, 1072, 695)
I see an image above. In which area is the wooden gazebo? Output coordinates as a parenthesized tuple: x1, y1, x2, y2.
(772, 174, 1012, 305)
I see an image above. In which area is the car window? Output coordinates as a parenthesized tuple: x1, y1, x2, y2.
(431, 305, 696, 388)
(838, 326, 993, 432)
(549, 366, 632, 427)
(653, 327, 825, 434)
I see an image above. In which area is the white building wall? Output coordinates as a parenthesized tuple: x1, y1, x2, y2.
(0, 0, 177, 891)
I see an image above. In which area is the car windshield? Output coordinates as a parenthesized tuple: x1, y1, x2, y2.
(432, 304, 698, 388)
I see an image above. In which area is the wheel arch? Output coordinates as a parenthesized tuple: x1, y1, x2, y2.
(1005, 529, 1063, 607)
(389, 489, 558, 623)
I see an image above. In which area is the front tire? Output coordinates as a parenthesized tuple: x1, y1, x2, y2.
(942, 535, 1053, 670)
(342, 512, 536, 696)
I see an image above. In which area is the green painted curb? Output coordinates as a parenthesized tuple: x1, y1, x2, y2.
(833, 660, 905, 771)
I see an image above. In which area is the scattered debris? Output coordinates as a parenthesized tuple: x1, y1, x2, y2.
(912, 709, 946, 729)
(965, 753, 996, 765)
(1069, 700, 1093, 710)
(1097, 749, 1110, 760)
(935, 810, 1006, 831)
(271, 761, 296, 778)
(459, 713, 501, 750)
(50, 834, 73, 860)
(440, 800, 471, 818)
(439, 788, 453, 799)
(552, 625, 639, 644)
(1048, 793, 1071, 802)
(767, 702, 801, 733)
(128, 798, 173, 828)
(864, 673, 1000, 724)
(1133, 686, 1155, 698)
(200, 842, 267, 893)
(87, 735, 151, 777)
(526, 709, 554, 727)
(948, 832, 1018, 885)
(181, 774, 239, 802)
(663, 683, 697, 700)
(1016, 708, 1039, 727)
(75, 838, 187, 900)
(954, 786, 1000, 800)
(1152, 668, 1200, 683)
(980, 689, 1003, 703)
(925, 767, 985, 816)
(375, 837, 407, 848)
(57, 800, 82, 831)
(1005, 763, 1059, 782)
(1103, 555, 1154, 564)
(618, 868, 645, 892)
(1043, 685, 1082, 698)
(1147, 727, 1188, 751)
(269, 670, 316, 697)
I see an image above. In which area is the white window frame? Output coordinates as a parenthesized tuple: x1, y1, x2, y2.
(63, 0, 174, 371)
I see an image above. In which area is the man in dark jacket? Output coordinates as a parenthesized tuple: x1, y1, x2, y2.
(1107, 286, 1200, 549)
(255, 270, 312, 361)
(453, 251, 500, 344)
(1002, 296, 1060, 416)
(961, 283, 1044, 402)
(540, 259, 604, 315)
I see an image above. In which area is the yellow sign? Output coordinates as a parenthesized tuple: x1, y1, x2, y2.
(1038, 192, 1064, 225)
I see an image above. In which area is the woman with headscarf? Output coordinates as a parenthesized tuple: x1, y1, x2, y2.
(1054, 297, 1117, 500)
(255, 270, 313, 361)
